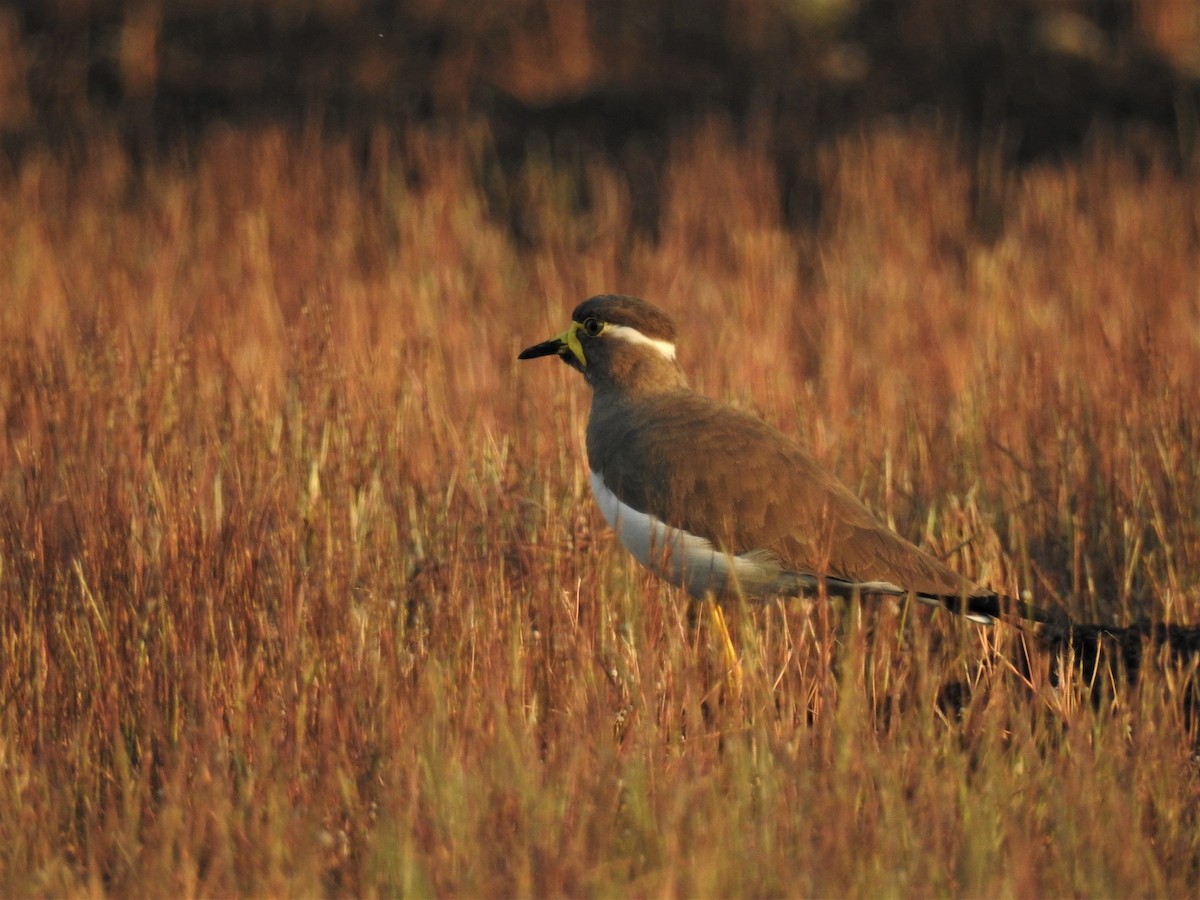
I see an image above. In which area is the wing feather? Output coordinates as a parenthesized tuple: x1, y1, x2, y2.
(586, 390, 984, 599)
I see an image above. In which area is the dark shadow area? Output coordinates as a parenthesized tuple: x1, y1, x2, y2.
(3, 0, 1197, 242)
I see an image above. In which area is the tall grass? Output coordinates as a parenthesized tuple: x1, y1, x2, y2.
(1, 118, 1198, 895)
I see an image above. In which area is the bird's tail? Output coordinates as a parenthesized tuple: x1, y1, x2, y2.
(816, 576, 1063, 626)
(918, 590, 1065, 627)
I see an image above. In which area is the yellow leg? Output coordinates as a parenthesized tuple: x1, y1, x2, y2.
(708, 601, 744, 696)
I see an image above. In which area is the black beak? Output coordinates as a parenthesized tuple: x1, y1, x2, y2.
(518, 338, 566, 360)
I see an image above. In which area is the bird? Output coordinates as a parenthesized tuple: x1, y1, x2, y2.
(518, 294, 1052, 628)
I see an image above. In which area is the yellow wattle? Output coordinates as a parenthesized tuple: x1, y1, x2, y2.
(563, 320, 586, 366)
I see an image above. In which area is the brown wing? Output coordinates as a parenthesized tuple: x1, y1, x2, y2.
(586, 390, 984, 598)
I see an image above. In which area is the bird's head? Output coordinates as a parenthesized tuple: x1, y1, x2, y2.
(518, 295, 683, 394)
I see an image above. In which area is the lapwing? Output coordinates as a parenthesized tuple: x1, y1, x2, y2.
(519, 294, 1049, 635)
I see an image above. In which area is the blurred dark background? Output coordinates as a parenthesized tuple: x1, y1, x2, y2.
(3, 0, 1198, 233)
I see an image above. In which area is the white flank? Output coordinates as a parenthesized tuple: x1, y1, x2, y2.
(590, 470, 777, 598)
(851, 579, 906, 595)
(606, 324, 677, 361)
(915, 595, 995, 625)
(588, 471, 995, 618)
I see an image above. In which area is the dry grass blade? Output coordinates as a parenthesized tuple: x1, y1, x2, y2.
(0, 120, 1198, 895)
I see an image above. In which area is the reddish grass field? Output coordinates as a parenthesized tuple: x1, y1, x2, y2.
(1, 119, 1199, 895)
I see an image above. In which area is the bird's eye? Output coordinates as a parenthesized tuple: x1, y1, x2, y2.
(581, 317, 605, 337)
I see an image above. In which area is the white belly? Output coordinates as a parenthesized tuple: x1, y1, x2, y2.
(588, 472, 994, 621)
(588, 470, 809, 598)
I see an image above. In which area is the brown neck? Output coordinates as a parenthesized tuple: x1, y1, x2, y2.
(586, 345, 687, 400)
